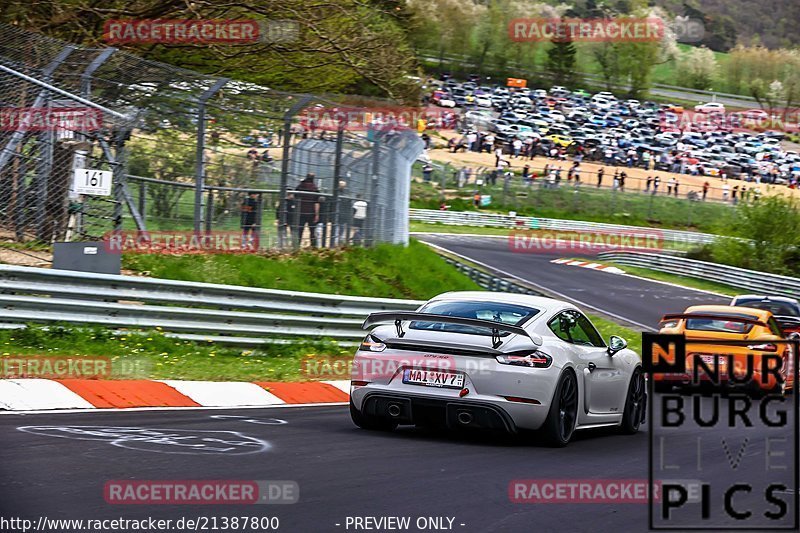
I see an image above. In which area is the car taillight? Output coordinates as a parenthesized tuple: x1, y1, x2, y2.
(747, 343, 778, 352)
(359, 334, 386, 352)
(496, 350, 552, 368)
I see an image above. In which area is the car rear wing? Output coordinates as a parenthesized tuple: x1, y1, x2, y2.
(362, 312, 535, 349)
(659, 313, 769, 328)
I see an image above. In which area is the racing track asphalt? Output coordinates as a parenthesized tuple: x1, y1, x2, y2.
(1, 234, 793, 533)
(415, 234, 731, 330)
(1, 398, 795, 533)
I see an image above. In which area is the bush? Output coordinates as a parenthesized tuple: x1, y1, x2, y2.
(706, 195, 800, 276)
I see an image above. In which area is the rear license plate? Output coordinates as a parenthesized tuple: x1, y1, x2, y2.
(403, 369, 464, 389)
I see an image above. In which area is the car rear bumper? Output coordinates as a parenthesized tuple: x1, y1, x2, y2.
(360, 392, 517, 432)
(351, 387, 552, 432)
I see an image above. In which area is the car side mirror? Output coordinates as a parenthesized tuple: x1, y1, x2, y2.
(608, 335, 627, 356)
(788, 332, 800, 341)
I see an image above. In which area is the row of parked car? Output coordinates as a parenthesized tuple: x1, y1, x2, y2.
(430, 80, 800, 183)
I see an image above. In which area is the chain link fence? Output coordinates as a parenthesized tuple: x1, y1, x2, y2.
(0, 23, 423, 263)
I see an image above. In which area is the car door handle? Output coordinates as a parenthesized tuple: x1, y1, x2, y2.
(587, 362, 596, 372)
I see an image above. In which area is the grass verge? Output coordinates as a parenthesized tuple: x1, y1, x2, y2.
(610, 262, 739, 297)
(3, 242, 644, 381)
(123, 240, 480, 300)
(1, 325, 350, 382)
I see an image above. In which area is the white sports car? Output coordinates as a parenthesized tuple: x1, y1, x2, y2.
(350, 292, 645, 446)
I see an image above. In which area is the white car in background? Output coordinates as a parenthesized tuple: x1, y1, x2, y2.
(350, 292, 645, 446)
(475, 95, 493, 108)
(694, 102, 726, 113)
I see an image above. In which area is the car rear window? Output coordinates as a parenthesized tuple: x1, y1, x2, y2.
(736, 300, 799, 317)
(685, 314, 757, 334)
(410, 301, 539, 336)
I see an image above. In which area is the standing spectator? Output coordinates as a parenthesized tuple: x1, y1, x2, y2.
(642, 150, 651, 170)
(741, 185, 748, 201)
(420, 132, 431, 150)
(473, 191, 481, 208)
(667, 177, 675, 196)
(732, 185, 739, 205)
(618, 170, 626, 191)
(483, 133, 495, 154)
(646, 175, 653, 193)
(523, 137, 534, 158)
(627, 148, 636, 167)
(494, 146, 503, 167)
(522, 164, 531, 185)
(612, 169, 620, 190)
(673, 179, 679, 197)
(277, 192, 296, 244)
(466, 131, 478, 152)
(529, 138, 539, 160)
(722, 182, 730, 202)
(512, 138, 523, 158)
(422, 163, 433, 182)
(702, 181, 710, 201)
(653, 175, 660, 195)
(295, 173, 321, 248)
(240, 192, 260, 250)
(596, 167, 604, 188)
(351, 194, 368, 245)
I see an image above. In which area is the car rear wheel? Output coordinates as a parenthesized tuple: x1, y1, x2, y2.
(541, 370, 578, 447)
(350, 400, 397, 431)
(619, 368, 646, 434)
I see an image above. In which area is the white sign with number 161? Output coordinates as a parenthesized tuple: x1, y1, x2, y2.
(73, 168, 112, 196)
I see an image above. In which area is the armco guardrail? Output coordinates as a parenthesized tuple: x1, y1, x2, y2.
(0, 265, 423, 345)
(410, 208, 717, 245)
(597, 251, 799, 298)
(439, 256, 543, 296)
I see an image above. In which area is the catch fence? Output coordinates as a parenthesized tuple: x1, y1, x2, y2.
(0, 23, 423, 261)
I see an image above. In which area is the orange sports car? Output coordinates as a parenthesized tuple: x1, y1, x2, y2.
(656, 305, 795, 393)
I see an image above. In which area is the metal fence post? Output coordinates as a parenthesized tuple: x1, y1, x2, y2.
(193, 78, 229, 233)
(138, 180, 147, 226)
(331, 126, 344, 247)
(366, 138, 381, 247)
(277, 96, 312, 249)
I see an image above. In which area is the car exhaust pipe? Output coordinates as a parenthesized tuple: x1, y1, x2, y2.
(387, 404, 402, 417)
(457, 411, 473, 425)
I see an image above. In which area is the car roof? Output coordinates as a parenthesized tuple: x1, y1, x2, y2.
(685, 304, 772, 320)
(732, 294, 799, 305)
(429, 291, 571, 314)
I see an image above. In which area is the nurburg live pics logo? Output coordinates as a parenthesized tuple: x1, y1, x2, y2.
(643, 333, 799, 530)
